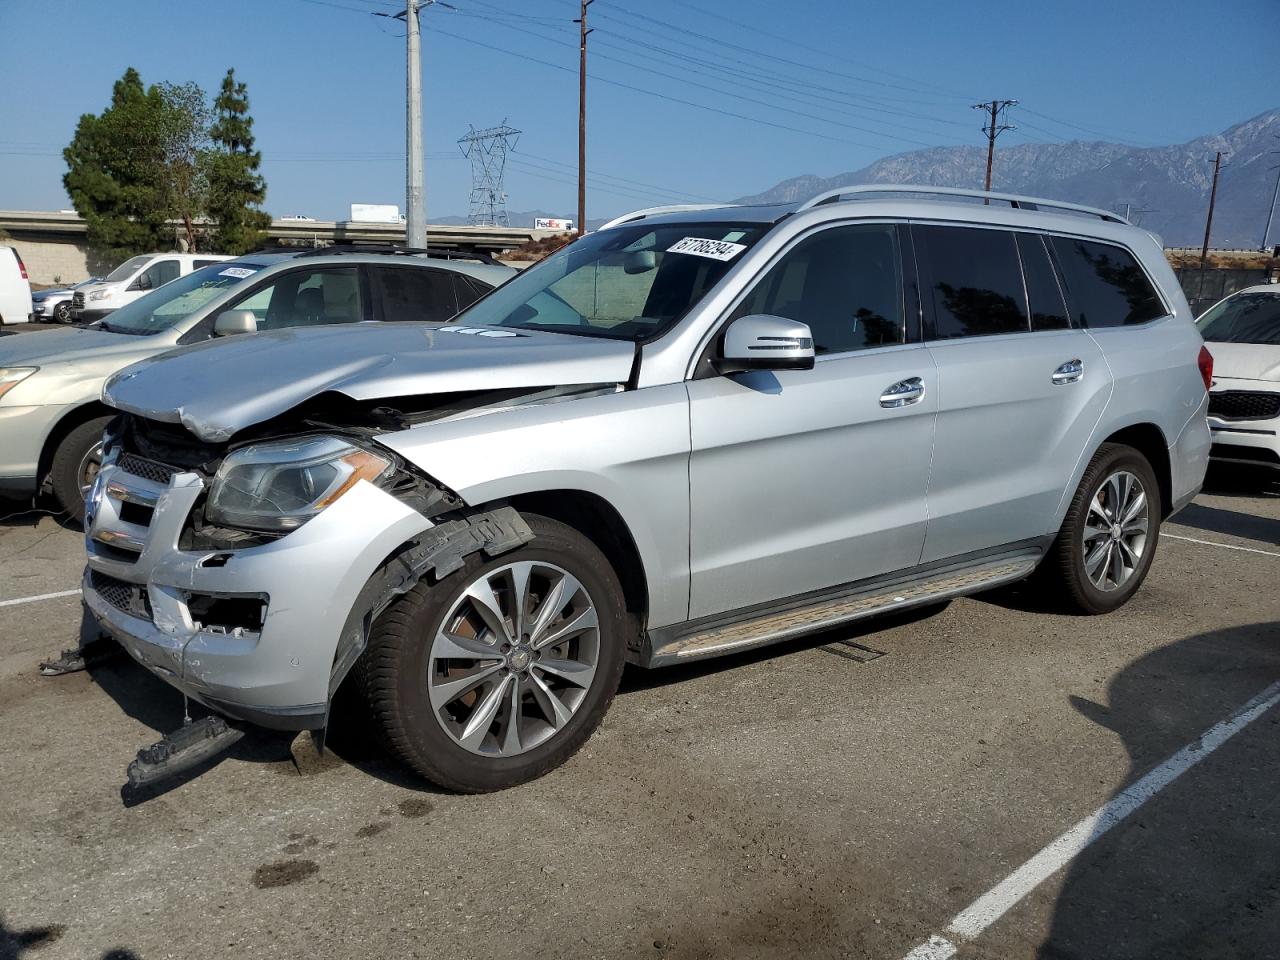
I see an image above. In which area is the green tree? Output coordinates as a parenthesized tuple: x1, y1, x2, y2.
(156, 81, 212, 253)
(206, 68, 271, 255)
(63, 68, 173, 263)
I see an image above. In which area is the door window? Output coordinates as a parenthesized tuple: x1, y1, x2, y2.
(1017, 233, 1070, 331)
(1050, 237, 1166, 327)
(731, 223, 905, 354)
(192, 259, 221, 270)
(373, 266, 459, 323)
(453, 273, 494, 310)
(227, 267, 364, 330)
(913, 225, 1028, 339)
(136, 259, 180, 291)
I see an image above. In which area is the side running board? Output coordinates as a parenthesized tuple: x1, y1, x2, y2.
(649, 552, 1040, 665)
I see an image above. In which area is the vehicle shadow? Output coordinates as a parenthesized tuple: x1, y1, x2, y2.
(1201, 462, 1280, 500)
(0, 912, 140, 960)
(1036, 621, 1280, 959)
(1169, 500, 1280, 545)
(0, 498, 78, 532)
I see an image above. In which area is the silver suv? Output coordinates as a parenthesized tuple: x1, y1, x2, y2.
(85, 186, 1211, 791)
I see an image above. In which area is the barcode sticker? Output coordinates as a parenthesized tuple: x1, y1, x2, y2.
(667, 237, 747, 261)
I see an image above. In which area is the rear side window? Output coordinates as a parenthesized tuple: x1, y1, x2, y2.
(731, 223, 905, 354)
(374, 266, 459, 323)
(1016, 233, 1070, 331)
(452, 273, 493, 311)
(913, 225, 1028, 339)
(193, 259, 221, 270)
(1050, 237, 1166, 327)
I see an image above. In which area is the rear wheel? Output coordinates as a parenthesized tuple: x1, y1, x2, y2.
(359, 514, 628, 792)
(1042, 443, 1161, 614)
(49, 416, 111, 525)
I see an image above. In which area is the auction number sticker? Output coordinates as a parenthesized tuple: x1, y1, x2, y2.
(218, 267, 258, 279)
(667, 237, 747, 261)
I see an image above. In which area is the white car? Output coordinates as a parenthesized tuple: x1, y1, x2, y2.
(1198, 283, 1280, 470)
(0, 246, 33, 325)
(72, 252, 232, 322)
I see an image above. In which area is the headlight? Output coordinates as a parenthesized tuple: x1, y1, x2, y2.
(206, 435, 393, 531)
(89, 289, 111, 301)
(0, 367, 38, 402)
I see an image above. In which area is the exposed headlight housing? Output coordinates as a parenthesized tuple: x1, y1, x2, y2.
(89, 289, 111, 301)
(0, 367, 38, 402)
(206, 435, 393, 532)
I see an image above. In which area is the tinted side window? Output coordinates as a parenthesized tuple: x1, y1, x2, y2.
(452, 273, 492, 311)
(228, 267, 364, 330)
(140, 259, 181, 289)
(193, 259, 220, 270)
(375, 267, 459, 323)
(913, 225, 1028, 339)
(1017, 233, 1070, 331)
(1050, 237, 1165, 327)
(732, 223, 905, 354)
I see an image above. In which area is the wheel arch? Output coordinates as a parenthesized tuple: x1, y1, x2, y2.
(1101, 422, 1172, 518)
(37, 401, 117, 491)
(506, 489, 650, 629)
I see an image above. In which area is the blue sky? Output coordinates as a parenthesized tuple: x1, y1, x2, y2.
(0, 0, 1276, 222)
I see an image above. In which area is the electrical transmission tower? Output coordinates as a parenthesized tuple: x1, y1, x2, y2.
(973, 99, 1018, 196)
(458, 122, 521, 227)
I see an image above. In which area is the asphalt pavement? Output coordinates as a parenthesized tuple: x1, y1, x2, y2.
(0, 466, 1277, 960)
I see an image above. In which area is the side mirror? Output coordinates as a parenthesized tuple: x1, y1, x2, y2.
(716, 314, 815, 374)
(623, 249, 657, 274)
(214, 309, 258, 337)
(128, 274, 152, 292)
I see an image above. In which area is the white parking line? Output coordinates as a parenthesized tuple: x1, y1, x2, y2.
(0, 588, 81, 609)
(1164, 532, 1280, 558)
(901, 679, 1280, 958)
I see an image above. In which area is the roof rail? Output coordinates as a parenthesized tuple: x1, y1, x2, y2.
(597, 203, 732, 232)
(293, 244, 501, 266)
(796, 184, 1129, 224)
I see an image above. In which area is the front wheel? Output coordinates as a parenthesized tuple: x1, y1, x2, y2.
(53, 301, 72, 323)
(1042, 443, 1162, 614)
(359, 514, 628, 792)
(49, 416, 112, 525)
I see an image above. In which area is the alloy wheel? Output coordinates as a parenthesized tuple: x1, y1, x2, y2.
(78, 440, 103, 498)
(428, 560, 601, 757)
(1082, 469, 1149, 592)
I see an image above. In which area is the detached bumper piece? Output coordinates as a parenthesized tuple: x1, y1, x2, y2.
(126, 716, 244, 789)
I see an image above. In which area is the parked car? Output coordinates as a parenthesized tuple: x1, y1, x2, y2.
(0, 245, 33, 325)
(32, 278, 102, 323)
(0, 247, 513, 520)
(85, 186, 1210, 792)
(71, 253, 234, 322)
(1197, 282, 1280, 469)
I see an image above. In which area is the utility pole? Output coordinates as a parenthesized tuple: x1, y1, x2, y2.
(575, 0, 593, 236)
(973, 99, 1017, 199)
(1261, 139, 1280, 252)
(1200, 151, 1224, 271)
(404, 0, 427, 248)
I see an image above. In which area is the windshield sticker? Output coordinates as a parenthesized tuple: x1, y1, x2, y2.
(667, 237, 747, 261)
(218, 266, 257, 279)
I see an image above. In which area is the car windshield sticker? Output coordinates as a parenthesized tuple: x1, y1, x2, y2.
(667, 237, 748, 261)
(218, 267, 257, 280)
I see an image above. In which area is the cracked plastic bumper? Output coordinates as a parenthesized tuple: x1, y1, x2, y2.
(84, 465, 433, 729)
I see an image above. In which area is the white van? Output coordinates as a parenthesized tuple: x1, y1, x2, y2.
(72, 252, 232, 322)
(0, 246, 33, 325)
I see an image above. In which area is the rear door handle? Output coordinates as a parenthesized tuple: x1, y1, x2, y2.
(1051, 359, 1084, 385)
(880, 376, 925, 408)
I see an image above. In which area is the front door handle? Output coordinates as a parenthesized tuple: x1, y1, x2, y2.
(1051, 359, 1084, 385)
(880, 376, 925, 408)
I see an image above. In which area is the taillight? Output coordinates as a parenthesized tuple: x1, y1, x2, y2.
(14, 250, 27, 281)
(1197, 345, 1213, 392)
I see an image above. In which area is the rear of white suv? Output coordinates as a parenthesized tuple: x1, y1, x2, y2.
(1197, 284, 1280, 470)
(0, 246, 33, 325)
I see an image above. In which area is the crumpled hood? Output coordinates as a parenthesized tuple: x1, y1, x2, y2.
(0, 326, 165, 366)
(103, 322, 637, 442)
(1204, 341, 1280, 383)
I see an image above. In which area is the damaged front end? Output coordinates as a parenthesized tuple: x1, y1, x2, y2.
(83, 393, 561, 777)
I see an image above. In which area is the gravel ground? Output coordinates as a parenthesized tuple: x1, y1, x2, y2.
(0, 466, 1277, 960)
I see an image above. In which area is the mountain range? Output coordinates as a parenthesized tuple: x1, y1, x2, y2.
(731, 109, 1280, 249)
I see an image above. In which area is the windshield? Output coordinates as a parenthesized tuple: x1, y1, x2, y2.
(1197, 292, 1280, 345)
(99, 262, 266, 335)
(458, 222, 765, 341)
(104, 255, 154, 283)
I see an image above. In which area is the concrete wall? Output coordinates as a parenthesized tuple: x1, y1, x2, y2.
(8, 237, 92, 286)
